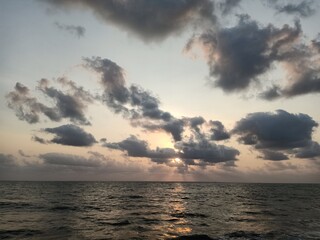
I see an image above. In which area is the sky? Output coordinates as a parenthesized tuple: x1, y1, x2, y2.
(0, 0, 320, 182)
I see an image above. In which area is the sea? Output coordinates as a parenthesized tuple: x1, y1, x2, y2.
(0, 182, 319, 240)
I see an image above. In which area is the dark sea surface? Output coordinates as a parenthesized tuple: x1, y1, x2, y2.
(0, 182, 319, 240)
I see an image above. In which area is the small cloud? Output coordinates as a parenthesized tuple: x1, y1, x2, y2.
(6, 78, 94, 125)
(43, 124, 97, 147)
(268, 0, 317, 18)
(18, 150, 31, 158)
(258, 149, 289, 161)
(54, 22, 85, 38)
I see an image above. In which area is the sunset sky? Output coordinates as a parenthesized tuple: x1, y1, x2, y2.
(1, 0, 320, 182)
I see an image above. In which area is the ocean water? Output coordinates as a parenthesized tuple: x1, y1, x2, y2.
(0, 182, 319, 240)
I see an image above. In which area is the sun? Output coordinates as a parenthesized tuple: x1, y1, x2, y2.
(173, 158, 182, 164)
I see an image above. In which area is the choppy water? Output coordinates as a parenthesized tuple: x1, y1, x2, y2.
(0, 182, 319, 240)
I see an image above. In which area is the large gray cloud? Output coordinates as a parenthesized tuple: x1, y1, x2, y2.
(54, 22, 86, 38)
(233, 110, 319, 160)
(43, 0, 216, 41)
(186, 16, 302, 92)
(6, 78, 94, 125)
(39, 124, 97, 146)
(186, 15, 320, 99)
(103, 134, 239, 169)
(233, 110, 318, 149)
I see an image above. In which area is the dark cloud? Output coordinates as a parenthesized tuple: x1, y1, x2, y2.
(175, 138, 240, 164)
(54, 22, 85, 38)
(43, 0, 215, 41)
(43, 124, 97, 146)
(83, 57, 129, 106)
(268, 0, 316, 18)
(186, 15, 320, 99)
(282, 72, 320, 97)
(6, 82, 53, 124)
(188, 116, 205, 132)
(186, 16, 302, 92)
(258, 149, 289, 161)
(233, 110, 319, 161)
(6, 79, 94, 125)
(38, 78, 93, 125)
(84, 57, 185, 141)
(84, 57, 238, 143)
(103, 135, 177, 163)
(210, 120, 230, 141)
(32, 135, 48, 144)
(294, 141, 320, 159)
(143, 119, 185, 142)
(104, 135, 239, 169)
(233, 110, 318, 150)
(259, 85, 282, 100)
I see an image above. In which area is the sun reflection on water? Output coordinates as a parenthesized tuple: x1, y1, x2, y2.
(160, 183, 192, 238)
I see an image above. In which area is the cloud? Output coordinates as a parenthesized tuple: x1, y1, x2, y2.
(312, 34, 320, 52)
(259, 85, 282, 100)
(0, 151, 144, 181)
(188, 116, 205, 133)
(186, 15, 302, 92)
(186, 14, 320, 99)
(42, 124, 97, 146)
(218, 0, 242, 15)
(40, 152, 101, 167)
(264, 161, 298, 171)
(103, 135, 177, 163)
(0, 153, 16, 167)
(38, 78, 93, 125)
(294, 141, 320, 159)
(175, 138, 240, 164)
(104, 134, 239, 170)
(54, 22, 85, 38)
(233, 110, 319, 160)
(258, 149, 289, 161)
(32, 135, 48, 144)
(210, 120, 230, 141)
(84, 57, 186, 141)
(43, 0, 216, 41)
(6, 82, 53, 124)
(267, 0, 317, 18)
(18, 150, 31, 158)
(84, 56, 235, 143)
(233, 110, 318, 149)
(6, 78, 94, 125)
